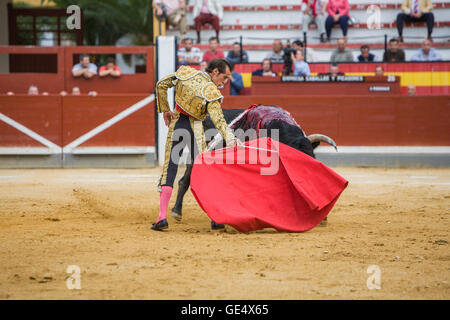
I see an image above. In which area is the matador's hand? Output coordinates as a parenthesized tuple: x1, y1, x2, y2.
(227, 138, 243, 148)
(163, 111, 178, 126)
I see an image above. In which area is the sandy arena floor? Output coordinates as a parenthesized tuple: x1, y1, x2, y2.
(0, 167, 449, 300)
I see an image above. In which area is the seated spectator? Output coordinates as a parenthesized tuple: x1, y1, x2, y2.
(72, 54, 97, 79)
(99, 57, 121, 78)
(292, 40, 316, 62)
(319, 63, 345, 77)
(202, 37, 225, 63)
(358, 45, 377, 62)
(325, 0, 350, 42)
(153, 0, 187, 41)
(199, 60, 208, 72)
(265, 39, 284, 64)
(27, 85, 39, 95)
(292, 50, 311, 77)
(178, 38, 202, 65)
(330, 38, 354, 63)
(26, 85, 48, 95)
(7, 91, 14, 96)
(407, 84, 417, 96)
(411, 38, 442, 61)
(397, 0, 434, 42)
(374, 65, 384, 76)
(383, 38, 405, 62)
(60, 90, 67, 96)
(72, 86, 81, 95)
(301, 0, 327, 43)
(252, 59, 277, 77)
(192, 0, 223, 44)
(226, 42, 249, 64)
(229, 63, 244, 96)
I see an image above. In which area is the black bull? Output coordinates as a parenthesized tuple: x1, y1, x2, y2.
(170, 105, 337, 220)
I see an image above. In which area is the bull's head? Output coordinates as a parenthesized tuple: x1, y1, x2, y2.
(307, 134, 338, 152)
(264, 119, 337, 159)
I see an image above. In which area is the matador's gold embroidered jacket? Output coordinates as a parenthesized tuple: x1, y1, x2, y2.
(156, 65, 235, 144)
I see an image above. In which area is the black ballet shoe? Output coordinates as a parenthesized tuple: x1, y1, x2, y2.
(211, 221, 225, 230)
(151, 219, 168, 231)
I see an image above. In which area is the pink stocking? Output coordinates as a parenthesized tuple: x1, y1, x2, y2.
(157, 186, 173, 222)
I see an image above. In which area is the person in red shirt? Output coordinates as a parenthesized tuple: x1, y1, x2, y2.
(99, 57, 121, 78)
(202, 37, 225, 63)
(325, 0, 350, 42)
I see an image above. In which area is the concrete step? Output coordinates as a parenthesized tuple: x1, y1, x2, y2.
(184, 6, 450, 26)
(168, 25, 450, 45)
(165, 0, 450, 45)
(184, 41, 450, 62)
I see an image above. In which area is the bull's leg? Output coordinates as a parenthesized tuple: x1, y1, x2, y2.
(171, 162, 193, 221)
(319, 216, 328, 226)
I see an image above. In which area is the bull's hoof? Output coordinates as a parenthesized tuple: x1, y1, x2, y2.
(171, 209, 182, 221)
(151, 219, 168, 231)
(211, 221, 225, 230)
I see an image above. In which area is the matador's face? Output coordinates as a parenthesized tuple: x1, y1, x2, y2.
(210, 67, 232, 88)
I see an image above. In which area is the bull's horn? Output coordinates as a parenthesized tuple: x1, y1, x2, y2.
(307, 134, 338, 151)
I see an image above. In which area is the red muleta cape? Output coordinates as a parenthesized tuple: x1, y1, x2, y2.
(190, 137, 348, 233)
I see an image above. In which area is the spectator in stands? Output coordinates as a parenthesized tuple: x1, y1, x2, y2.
(396, 0, 434, 42)
(292, 50, 311, 77)
(292, 40, 316, 62)
(411, 38, 442, 61)
(383, 38, 406, 62)
(153, 0, 187, 41)
(59, 86, 82, 96)
(265, 39, 284, 64)
(72, 87, 81, 95)
(407, 84, 417, 96)
(319, 63, 345, 77)
(26, 85, 48, 95)
(199, 60, 208, 72)
(252, 59, 277, 77)
(330, 38, 354, 62)
(99, 57, 121, 78)
(178, 38, 202, 65)
(192, 0, 223, 44)
(358, 45, 377, 62)
(325, 0, 350, 42)
(229, 63, 244, 96)
(301, 0, 328, 43)
(226, 42, 249, 64)
(27, 85, 39, 95)
(202, 37, 225, 63)
(7, 91, 14, 96)
(374, 65, 384, 76)
(72, 54, 97, 79)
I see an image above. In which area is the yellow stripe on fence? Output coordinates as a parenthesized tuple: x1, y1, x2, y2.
(241, 72, 450, 88)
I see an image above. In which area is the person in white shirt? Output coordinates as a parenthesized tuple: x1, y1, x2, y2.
(192, 0, 223, 43)
(410, 38, 442, 61)
(177, 38, 202, 65)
